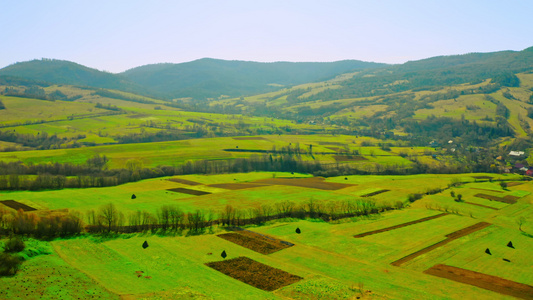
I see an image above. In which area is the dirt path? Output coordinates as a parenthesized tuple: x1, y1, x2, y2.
(424, 264, 533, 300)
(390, 222, 491, 267)
(353, 213, 448, 238)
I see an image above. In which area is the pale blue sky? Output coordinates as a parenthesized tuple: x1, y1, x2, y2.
(1, 0, 531, 73)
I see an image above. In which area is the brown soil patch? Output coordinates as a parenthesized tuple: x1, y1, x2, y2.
(463, 201, 499, 210)
(0, 200, 37, 211)
(391, 222, 491, 267)
(166, 188, 211, 196)
(506, 182, 524, 187)
(167, 178, 202, 186)
(333, 155, 367, 162)
(361, 189, 390, 197)
(232, 137, 268, 140)
(470, 188, 503, 193)
(217, 229, 294, 254)
(424, 264, 533, 300)
(474, 193, 519, 204)
(354, 213, 448, 238)
(205, 257, 302, 291)
(208, 183, 269, 190)
(254, 177, 353, 190)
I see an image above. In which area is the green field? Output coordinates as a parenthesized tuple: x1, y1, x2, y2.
(1, 173, 532, 299)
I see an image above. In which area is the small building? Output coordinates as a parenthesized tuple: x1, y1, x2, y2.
(509, 151, 525, 156)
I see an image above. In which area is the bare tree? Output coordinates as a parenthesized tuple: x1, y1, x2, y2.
(100, 203, 118, 233)
(516, 216, 526, 232)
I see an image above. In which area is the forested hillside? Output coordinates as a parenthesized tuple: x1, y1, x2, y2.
(120, 58, 387, 99)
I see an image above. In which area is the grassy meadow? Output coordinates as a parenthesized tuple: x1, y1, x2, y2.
(1, 172, 532, 299)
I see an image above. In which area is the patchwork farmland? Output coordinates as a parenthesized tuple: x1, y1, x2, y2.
(1, 172, 532, 299)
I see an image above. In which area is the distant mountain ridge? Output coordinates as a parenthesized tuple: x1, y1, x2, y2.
(120, 58, 388, 99)
(1, 47, 532, 101)
(0, 58, 387, 100)
(0, 59, 154, 96)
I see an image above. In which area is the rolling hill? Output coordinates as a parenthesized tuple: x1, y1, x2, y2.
(120, 58, 388, 99)
(0, 59, 155, 96)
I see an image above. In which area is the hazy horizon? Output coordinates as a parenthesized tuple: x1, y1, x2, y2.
(1, 0, 532, 73)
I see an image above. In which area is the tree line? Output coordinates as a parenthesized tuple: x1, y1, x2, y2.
(0, 198, 401, 238)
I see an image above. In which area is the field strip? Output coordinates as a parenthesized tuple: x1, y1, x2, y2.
(217, 228, 294, 254)
(470, 188, 504, 193)
(463, 201, 499, 210)
(360, 189, 390, 197)
(390, 222, 491, 267)
(51, 243, 120, 297)
(205, 256, 302, 291)
(0, 200, 37, 211)
(353, 213, 448, 238)
(208, 183, 270, 190)
(166, 187, 211, 196)
(167, 178, 202, 186)
(424, 264, 533, 300)
(474, 193, 519, 204)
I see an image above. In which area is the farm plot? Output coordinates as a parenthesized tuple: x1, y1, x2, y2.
(0, 200, 37, 211)
(206, 257, 302, 291)
(253, 177, 354, 190)
(0, 240, 118, 300)
(218, 229, 294, 254)
(474, 193, 520, 204)
(360, 189, 390, 197)
(52, 236, 281, 299)
(166, 187, 212, 196)
(208, 183, 269, 190)
(424, 264, 533, 300)
(353, 213, 448, 238)
(166, 178, 202, 186)
(390, 222, 492, 266)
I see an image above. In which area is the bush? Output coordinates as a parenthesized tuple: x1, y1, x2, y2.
(407, 193, 423, 203)
(4, 237, 25, 253)
(0, 253, 22, 276)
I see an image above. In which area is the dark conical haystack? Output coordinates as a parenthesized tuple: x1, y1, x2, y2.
(295, 227, 301, 234)
(485, 248, 491, 255)
(221, 250, 227, 259)
(131, 194, 137, 199)
(507, 241, 514, 248)
(142, 241, 149, 249)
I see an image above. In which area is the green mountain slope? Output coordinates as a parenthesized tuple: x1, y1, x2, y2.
(0, 59, 157, 97)
(120, 58, 388, 99)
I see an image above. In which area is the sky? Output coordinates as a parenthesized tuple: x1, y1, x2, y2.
(1, 0, 532, 73)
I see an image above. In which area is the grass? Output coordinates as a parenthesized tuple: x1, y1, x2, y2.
(1, 173, 532, 299)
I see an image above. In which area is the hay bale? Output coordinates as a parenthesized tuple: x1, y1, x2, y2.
(221, 250, 227, 259)
(295, 228, 301, 234)
(131, 194, 137, 199)
(142, 241, 149, 249)
(507, 241, 514, 248)
(485, 248, 491, 255)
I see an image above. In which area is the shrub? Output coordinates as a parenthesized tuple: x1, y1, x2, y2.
(0, 253, 22, 276)
(4, 237, 25, 253)
(407, 193, 423, 203)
